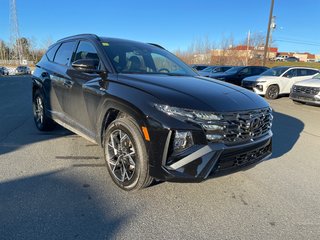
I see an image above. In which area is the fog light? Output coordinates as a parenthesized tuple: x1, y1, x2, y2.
(206, 134, 223, 142)
(173, 131, 193, 152)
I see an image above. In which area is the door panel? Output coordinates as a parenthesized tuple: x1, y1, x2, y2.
(63, 41, 103, 135)
(49, 41, 77, 118)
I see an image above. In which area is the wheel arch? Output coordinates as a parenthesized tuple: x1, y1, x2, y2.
(97, 98, 149, 146)
(32, 78, 42, 99)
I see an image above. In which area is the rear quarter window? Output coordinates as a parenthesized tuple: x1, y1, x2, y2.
(307, 69, 319, 75)
(54, 41, 76, 66)
(46, 44, 60, 62)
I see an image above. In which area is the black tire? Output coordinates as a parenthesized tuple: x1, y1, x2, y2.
(32, 89, 55, 131)
(103, 117, 153, 191)
(265, 85, 280, 99)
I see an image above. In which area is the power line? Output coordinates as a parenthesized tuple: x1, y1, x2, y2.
(274, 38, 320, 47)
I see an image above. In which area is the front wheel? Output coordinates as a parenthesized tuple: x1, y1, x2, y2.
(265, 85, 280, 99)
(103, 117, 153, 191)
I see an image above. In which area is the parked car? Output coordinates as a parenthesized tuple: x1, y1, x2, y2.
(15, 66, 31, 75)
(242, 66, 319, 99)
(198, 66, 233, 77)
(290, 73, 320, 105)
(211, 66, 269, 86)
(32, 34, 273, 191)
(0, 66, 9, 75)
(274, 56, 288, 61)
(285, 57, 299, 62)
(190, 64, 208, 71)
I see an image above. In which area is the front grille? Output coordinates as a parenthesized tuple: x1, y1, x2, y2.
(204, 108, 272, 145)
(215, 141, 272, 173)
(293, 86, 320, 95)
(242, 81, 255, 89)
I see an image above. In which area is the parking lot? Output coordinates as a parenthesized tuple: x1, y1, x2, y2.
(1, 76, 320, 239)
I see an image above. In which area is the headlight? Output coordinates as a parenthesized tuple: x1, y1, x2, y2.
(155, 104, 224, 142)
(255, 84, 263, 91)
(154, 104, 222, 121)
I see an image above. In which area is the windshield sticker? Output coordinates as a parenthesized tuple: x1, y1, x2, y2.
(102, 42, 109, 46)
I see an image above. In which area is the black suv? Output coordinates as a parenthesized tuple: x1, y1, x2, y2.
(211, 66, 269, 86)
(32, 34, 273, 191)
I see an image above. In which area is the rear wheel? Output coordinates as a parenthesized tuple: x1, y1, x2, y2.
(32, 90, 55, 131)
(103, 117, 153, 191)
(265, 85, 280, 99)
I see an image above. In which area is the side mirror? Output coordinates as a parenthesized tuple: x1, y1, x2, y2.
(72, 59, 100, 73)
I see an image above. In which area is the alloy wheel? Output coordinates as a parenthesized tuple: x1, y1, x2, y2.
(34, 96, 44, 124)
(267, 86, 279, 99)
(106, 129, 136, 182)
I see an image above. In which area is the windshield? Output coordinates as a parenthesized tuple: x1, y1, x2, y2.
(313, 73, 320, 79)
(102, 40, 196, 76)
(224, 66, 243, 74)
(260, 67, 289, 76)
(201, 66, 215, 72)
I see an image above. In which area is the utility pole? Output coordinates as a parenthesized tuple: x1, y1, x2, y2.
(246, 30, 251, 65)
(10, 0, 23, 63)
(262, 0, 275, 66)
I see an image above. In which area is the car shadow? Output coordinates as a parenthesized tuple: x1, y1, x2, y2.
(0, 170, 131, 239)
(269, 110, 304, 159)
(0, 76, 73, 155)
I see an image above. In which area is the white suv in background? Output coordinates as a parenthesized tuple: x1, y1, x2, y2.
(242, 66, 319, 99)
(290, 73, 320, 105)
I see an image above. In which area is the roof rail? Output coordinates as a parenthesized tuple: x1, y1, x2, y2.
(148, 43, 165, 50)
(57, 34, 100, 42)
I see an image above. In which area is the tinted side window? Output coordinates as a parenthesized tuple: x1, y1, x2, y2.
(259, 67, 268, 74)
(297, 69, 308, 76)
(307, 69, 319, 75)
(46, 44, 60, 61)
(284, 69, 298, 78)
(54, 41, 76, 66)
(239, 68, 249, 74)
(74, 41, 99, 62)
(252, 67, 262, 75)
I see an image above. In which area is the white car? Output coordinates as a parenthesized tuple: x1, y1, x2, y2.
(274, 56, 287, 61)
(290, 73, 320, 105)
(242, 67, 319, 99)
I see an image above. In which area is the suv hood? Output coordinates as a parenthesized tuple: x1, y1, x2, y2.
(244, 76, 278, 82)
(117, 74, 269, 112)
(210, 72, 231, 78)
(294, 78, 320, 87)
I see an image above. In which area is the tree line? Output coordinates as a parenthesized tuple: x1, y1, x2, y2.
(174, 32, 270, 66)
(0, 37, 53, 65)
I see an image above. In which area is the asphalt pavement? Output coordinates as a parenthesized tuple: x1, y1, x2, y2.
(1, 76, 320, 240)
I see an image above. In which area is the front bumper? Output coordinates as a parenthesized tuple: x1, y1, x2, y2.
(242, 81, 256, 90)
(290, 92, 320, 105)
(150, 132, 272, 182)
